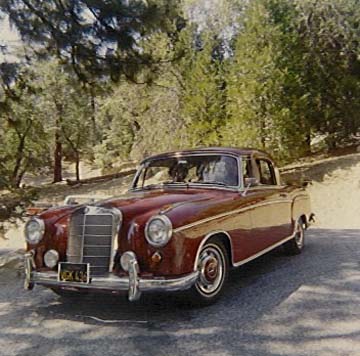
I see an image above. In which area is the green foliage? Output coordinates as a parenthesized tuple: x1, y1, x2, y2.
(94, 71, 186, 167)
(1, 0, 360, 191)
(0, 59, 94, 186)
(291, 0, 360, 149)
(179, 31, 227, 146)
(0, 0, 184, 82)
(223, 0, 360, 162)
(225, 0, 285, 150)
(0, 67, 50, 188)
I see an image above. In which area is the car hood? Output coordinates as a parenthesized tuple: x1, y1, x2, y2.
(38, 187, 240, 230)
(100, 188, 239, 229)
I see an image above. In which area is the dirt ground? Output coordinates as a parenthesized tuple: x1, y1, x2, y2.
(283, 152, 360, 229)
(1, 174, 133, 253)
(2, 152, 360, 253)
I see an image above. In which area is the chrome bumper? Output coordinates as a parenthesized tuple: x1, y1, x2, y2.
(24, 251, 199, 301)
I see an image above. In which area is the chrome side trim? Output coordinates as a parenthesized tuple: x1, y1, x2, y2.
(193, 231, 234, 271)
(174, 199, 292, 233)
(232, 232, 295, 267)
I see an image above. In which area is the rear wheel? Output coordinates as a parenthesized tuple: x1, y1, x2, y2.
(284, 218, 305, 255)
(187, 239, 229, 306)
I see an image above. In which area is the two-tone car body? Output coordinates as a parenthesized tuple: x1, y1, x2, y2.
(24, 147, 313, 304)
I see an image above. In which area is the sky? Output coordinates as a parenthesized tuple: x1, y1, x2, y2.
(0, 15, 21, 62)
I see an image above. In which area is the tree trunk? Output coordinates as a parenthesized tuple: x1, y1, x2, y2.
(260, 118, 266, 149)
(305, 132, 311, 154)
(53, 129, 62, 183)
(16, 168, 27, 188)
(11, 135, 26, 187)
(90, 86, 97, 141)
(75, 151, 80, 181)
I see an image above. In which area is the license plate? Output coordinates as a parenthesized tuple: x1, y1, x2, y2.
(58, 263, 90, 284)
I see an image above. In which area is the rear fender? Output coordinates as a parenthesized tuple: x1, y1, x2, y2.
(291, 194, 311, 226)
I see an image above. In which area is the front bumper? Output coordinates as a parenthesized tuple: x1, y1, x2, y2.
(24, 251, 199, 301)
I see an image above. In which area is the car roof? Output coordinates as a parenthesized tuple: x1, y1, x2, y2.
(142, 147, 272, 162)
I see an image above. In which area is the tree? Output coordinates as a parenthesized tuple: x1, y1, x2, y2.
(0, 0, 184, 83)
(224, 0, 293, 158)
(179, 30, 227, 147)
(291, 0, 360, 150)
(0, 64, 50, 188)
(32, 60, 94, 182)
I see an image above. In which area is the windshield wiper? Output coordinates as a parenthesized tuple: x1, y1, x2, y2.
(141, 183, 164, 190)
(192, 181, 227, 186)
(163, 181, 187, 185)
(141, 182, 188, 190)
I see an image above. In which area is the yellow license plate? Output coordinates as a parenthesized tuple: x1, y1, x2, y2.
(58, 263, 90, 284)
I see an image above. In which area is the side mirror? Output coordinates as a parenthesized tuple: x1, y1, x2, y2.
(242, 177, 259, 197)
(244, 177, 258, 187)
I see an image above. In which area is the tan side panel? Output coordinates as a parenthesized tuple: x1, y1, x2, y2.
(250, 201, 291, 228)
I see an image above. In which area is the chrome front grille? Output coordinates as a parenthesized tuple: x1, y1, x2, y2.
(67, 206, 121, 276)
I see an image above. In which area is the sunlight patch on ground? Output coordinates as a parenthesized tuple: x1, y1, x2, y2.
(248, 269, 360, 356)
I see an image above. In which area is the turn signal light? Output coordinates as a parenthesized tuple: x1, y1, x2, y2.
(151, 252, 162, 264)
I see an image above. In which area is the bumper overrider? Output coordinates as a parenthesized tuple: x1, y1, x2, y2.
(24, 251, 199, 301)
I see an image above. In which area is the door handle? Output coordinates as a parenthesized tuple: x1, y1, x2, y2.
(280, 193, 288, 198)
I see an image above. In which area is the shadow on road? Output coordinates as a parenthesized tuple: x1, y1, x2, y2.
(0, 228, 359, 355)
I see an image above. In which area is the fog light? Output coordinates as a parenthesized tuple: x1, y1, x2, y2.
(120, 251, 137, 272)
(44, 250, 59, 268)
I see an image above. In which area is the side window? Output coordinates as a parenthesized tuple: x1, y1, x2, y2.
(256, 159, 277, 185)
(242, 157, 252, 179)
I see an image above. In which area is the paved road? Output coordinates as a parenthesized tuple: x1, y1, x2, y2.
(0, 229, 359, 356)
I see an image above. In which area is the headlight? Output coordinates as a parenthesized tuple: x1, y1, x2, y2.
(145, 215, 172, 247)
(44, 249, 59, 268)
(24, 218, 45, 244)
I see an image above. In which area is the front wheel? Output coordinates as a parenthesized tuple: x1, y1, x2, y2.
(187, 239, 229, 306)
(284, 218, 305, 255)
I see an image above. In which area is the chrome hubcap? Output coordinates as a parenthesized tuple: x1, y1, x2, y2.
(196, 245, 224, 295)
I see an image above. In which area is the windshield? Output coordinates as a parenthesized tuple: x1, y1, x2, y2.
(133, 154, 239, 190)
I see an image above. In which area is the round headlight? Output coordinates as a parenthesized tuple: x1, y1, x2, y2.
(24, 218, 45, 244)
(44, 249, 59, 268)
(145, 215, 172, 247)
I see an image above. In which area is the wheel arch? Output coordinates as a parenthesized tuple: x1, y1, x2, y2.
(193, 231, 233, 271)
(291, 194, 311, 229)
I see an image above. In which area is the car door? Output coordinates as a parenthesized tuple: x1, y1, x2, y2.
(246, 156, 293, 253)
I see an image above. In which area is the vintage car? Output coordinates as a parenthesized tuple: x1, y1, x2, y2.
(24, 147, 314, 304)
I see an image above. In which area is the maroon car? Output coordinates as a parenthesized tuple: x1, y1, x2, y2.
(24, 147, 313, 304)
